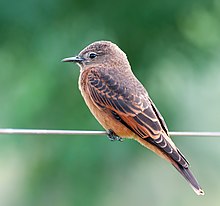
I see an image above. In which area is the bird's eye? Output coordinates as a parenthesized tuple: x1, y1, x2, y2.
(89, 52, 97, 59)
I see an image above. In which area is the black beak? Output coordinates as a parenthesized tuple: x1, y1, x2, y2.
(61, 56, 84, 63)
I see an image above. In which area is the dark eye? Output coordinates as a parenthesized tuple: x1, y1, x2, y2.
(89, 52, 97, 59)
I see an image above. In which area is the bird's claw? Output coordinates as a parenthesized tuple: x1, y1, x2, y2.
(107, 130, 123, 142)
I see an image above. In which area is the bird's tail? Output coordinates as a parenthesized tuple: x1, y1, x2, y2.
(135, 134, 204, 195)
(140, 136, 205, 195)
(172, 161, 204, 195)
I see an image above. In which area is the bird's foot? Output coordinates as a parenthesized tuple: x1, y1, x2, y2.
(107, 130, 123, 142)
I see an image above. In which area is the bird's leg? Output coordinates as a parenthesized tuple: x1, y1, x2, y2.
(107, 129, 123, 142)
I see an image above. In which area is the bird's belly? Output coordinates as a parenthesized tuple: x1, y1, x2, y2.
(80, 89, 133, 139)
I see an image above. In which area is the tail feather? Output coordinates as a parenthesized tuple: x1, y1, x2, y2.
(139, 136, 205, 195)
(172, 162, 205, 195)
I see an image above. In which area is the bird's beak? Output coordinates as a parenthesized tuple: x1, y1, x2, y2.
(61, 56, 84, 63)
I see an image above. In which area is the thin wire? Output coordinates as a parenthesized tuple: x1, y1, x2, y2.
(0, 128, 219, 137)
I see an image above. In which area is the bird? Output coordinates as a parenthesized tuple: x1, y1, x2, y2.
(62, 40, 204, 195)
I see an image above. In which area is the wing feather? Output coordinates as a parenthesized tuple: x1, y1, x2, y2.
(86, 69, 188, 168)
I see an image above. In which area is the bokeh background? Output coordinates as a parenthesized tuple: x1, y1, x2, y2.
(0, 0, 220, 205)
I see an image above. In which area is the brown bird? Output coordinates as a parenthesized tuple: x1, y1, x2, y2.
(62, 40, 204, 195)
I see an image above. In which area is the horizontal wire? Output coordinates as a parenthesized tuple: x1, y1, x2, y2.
(0, 128, 219, 137)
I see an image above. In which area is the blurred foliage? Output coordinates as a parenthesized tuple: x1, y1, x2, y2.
(0, 0, 220, 205)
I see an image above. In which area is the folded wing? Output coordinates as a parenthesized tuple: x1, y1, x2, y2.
(86, 68, 189, 168)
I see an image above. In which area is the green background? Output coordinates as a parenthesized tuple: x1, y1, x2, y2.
(0, 0, 220, 205)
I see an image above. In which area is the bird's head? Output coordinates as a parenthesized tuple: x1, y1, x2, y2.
(62, 41, 130, 71)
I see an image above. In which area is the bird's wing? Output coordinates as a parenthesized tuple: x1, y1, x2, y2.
(86, 69, 188, 168)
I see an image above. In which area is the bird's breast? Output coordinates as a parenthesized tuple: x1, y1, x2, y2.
(78, 70, 134, 139)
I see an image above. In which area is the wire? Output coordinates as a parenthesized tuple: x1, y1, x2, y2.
(0, 129, 105, 135)
(0, 128, 219, 137)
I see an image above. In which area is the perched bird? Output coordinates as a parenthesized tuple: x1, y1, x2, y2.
(62, 41, 204, 195)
